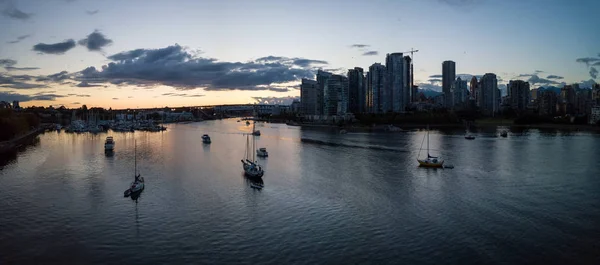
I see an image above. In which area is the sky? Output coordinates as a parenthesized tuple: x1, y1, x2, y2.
(1, 0, 599, 109)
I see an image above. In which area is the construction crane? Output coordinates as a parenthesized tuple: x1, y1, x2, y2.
(401, 49, 419, 101)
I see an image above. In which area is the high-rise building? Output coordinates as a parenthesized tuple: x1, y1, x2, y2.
(469, 76, 478, 100)
(316, 70, 332, 115)
(300, 78, 318, 115)
(480, 73, 499, 116)
(442, 61, 456, 108)
(507, 80, 531, 112)
(385, 53, 405, 112)
(592, 83, 600, 105)
(560, 85, 576, 115)
(452, 77, 468, 109)
(348, 67, 365, 114)
(538, 90, 558, 116)
(575, 89, 592, 115)
(324, 74, 349, 116)
(531, 88, 538, 101)
(367, 63, 386, 113)
(403, 56, 413, 106)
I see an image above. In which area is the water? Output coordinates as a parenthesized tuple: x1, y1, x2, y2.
(1, 120, 599, 264)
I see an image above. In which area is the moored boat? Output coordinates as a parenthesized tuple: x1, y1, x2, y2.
(417, 126, 444, 168)
(124, 141, 145, 197)
(202, 134, 211, 144)
(256, 147, 268, 157)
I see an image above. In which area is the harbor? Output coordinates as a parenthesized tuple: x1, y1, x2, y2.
(1, 119, 599, 264)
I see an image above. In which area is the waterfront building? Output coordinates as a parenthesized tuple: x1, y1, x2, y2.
(348, 67, 365, 114)
(324, 74, 349, 116)
(300, 78, 318, 115)
(508, 80, 531, 113)
(592, 83, 600, 105)
(590, 106, 600, 125)
(367, 63, 386, 113)
(442, 61, 456, 108)
(538, 90, 558, 116)
(479, 73, 499, 116)
(452, 77, 468, 109)
(316, 70, 332, 115)
(385, 53, 405, 112)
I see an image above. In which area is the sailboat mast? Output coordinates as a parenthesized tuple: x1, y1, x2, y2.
(427, 125, 430, 156)
(134, 141, 137, 176)
(252, 132, 256, 161)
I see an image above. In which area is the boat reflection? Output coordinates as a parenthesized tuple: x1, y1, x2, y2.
(130, 189, 143, 201)
(245, 176, 264, 190)
(104, 150, 114, 157)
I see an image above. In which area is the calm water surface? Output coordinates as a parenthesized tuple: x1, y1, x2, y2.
(1, 119, 599, 264)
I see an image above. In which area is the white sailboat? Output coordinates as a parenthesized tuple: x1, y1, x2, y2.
(124, 141, 145, 197)
(417, 125, 444, 168)
(241, 133, 264, 178)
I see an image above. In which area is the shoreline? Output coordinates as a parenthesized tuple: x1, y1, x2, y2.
(0, 127, 45, 154)
(281, 122, 600, 132)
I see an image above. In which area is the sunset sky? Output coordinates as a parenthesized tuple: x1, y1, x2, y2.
(1, 0, 599, 109)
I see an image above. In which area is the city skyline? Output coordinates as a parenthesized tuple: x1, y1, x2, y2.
(1, 0, 600, 109)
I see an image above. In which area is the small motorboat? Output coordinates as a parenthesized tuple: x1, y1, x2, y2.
(256, 147, 268, 157)
(202, 134, 211, 144)
(500, 131, 508, 137)
(104, 136, 115, 151)
(465, 134, 475, 140)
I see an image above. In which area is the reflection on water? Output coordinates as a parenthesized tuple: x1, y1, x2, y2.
(0, 120, 599, 264)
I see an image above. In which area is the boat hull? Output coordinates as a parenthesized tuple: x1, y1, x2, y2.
(417, 159, 444, 168)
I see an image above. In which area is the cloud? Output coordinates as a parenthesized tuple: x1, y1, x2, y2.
(590, 67, 598, 79)
(2, 2, 33, 20)
(75, 44, 326, 92)
(78, 30, 113, 51)
(578, 79, 597, 88)
(534, 70, 544, 73)
(76, 81, 103, 87)
(0, 73, 47, 89)
(7, 34, 30, 44)
(71, 102, 81, 105)
(5, 66, 40, 71)
(252, 96, 299, 105)
(428, 78, 442, 83)
(546, 75, 563, 80)
(350, 44, 369, 48)
(0, 91, 65, 102)
(36, 71, 70, 82)
(112, 97, 119, 100)
(526, 75, 560, 86)
(161, 92, 204, 97)
(429, 74, 443, 78)
(456, 74, 482, 80)
(362, 51, 378, 56)
(576, 57, 600, 66)
(33, 39, 76, 54)
(86, 10, 99, 15)
(0, 59, 17, 67)
(415, 82, 442, 92)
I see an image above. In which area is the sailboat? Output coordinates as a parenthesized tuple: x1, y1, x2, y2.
(252, 121, 261, 136)
(241, 133, 264, 178)
(417, 126, 444, 168)
(124, 141, 145, 197)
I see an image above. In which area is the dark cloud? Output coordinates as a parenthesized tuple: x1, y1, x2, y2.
(33, 39, 76, 54)
(76, 44, 325, 91)
(86, 10, 99, 15)
(71, 102, 81, 105)
(36, 71, 70, 82)
(161, 92, 204, 97)
(0, 73, 47, 89)
(428, 78, 442, 83)
(429, 74, 443, 78)
(546, 75, 564, 80)
(0, 59, 17, 67)
(252, 96, 299, 105)
(2, 3, 33, 20)
(112, 97, 119, 100)
(350, 44, 369, 48)
(5, 66, 40, 71)
(456, 74, 482, 80)
(590, 67, 598, 79)
(78, 30, 113, 51)
(76, 81, 103, 87)
(534, 70, 544, 73)
(576, 57, 600, 66)
(579, 79, 597, 88)
(0, 91, 65, 102)
(518, 74, 534, 77)
(362, 51, 378, 56)
(7, 34, 30, 44)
